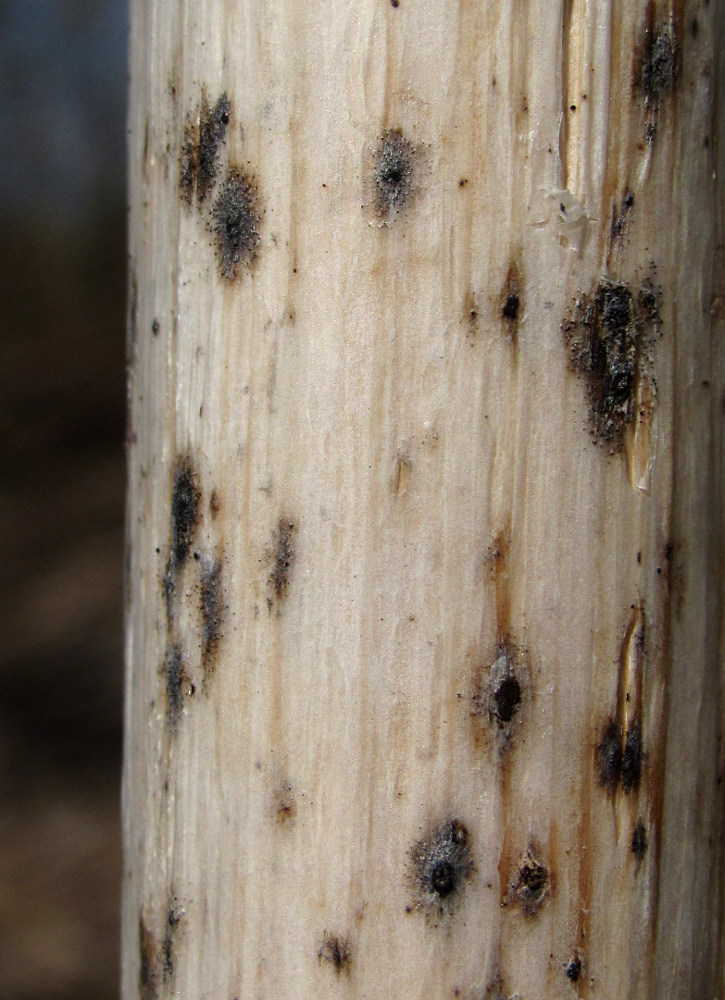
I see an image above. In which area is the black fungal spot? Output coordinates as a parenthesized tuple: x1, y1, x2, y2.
(391, 0, 400, 6)
(408, 818, 474, 919)
(566, 955, 582, 982)
(200, 555, 224, 669)
(179, 91, 231, 205)
(151, 318, 160, 335)
(510, 848, 550, 915)
(139, 917, 159, 1000)
(212, 169, 260, 280)
(621, 720, 643, 792)
(640, 25, 677, 104)
(597, 719, 623, 792)
(632, 819, 648, 862)
(317, 932, 351, 976)
(562, 276, 661, 450)
(268, 518, 296, 604)
(171, 461, 200, 565)
(374, 128, 414, 219)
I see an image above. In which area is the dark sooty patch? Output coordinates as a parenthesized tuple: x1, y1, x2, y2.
(621, 721, 643, 792)
(165, 645, 190, 727)
(269, 518, 296, 603)
(632, 819, 648, 862)
(198, 92, 231, 203)
(562, 277, 660, 449)
(611, 191, 634, 238)
(374, 128, 414, 219)
(200, 555, 224, 668)
(162, 901, 183, 980)
(408, 818, 474, 919)
(212, 169, 260, 280)
(171, 461, 199, 565)
(597, 719, 623, 792)
(179, 91, 231, 205)
(640, 25, 677, 103)
(317, 932, 351, 976)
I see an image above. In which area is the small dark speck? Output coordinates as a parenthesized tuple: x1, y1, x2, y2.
(391, 0, 400, 6)
(570, 104, 577, 111)
(624, 191, 635, 208)
(691, 18, 699, 38)
(560, 202, 567, 213)
(151, 319, 160, 335)
(459, 177, 469, 187)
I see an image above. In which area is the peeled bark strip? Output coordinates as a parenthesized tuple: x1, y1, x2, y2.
(124, 2, 724, 998)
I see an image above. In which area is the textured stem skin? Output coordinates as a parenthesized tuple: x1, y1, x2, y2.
(124, 3, 725, 998)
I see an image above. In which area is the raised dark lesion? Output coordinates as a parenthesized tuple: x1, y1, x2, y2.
(508, 846, 551, 916)
(407, 817, 475, 920)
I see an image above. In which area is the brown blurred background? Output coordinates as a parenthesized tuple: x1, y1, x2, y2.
(0, 2, 127, 998)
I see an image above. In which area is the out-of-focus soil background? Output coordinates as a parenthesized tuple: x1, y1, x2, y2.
(0, 2, 127, 998)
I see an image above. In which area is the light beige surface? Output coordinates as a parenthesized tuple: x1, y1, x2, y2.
(124, 2, 724, 998)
